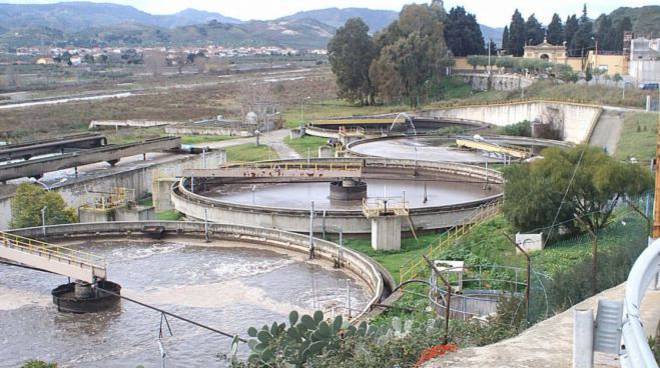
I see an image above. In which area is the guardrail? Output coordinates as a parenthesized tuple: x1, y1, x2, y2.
(620, 239, 660, 368)
(0, 231, 106, 267)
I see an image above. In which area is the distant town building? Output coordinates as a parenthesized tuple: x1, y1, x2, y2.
(523, 37, 568, 64)
(629, 36, 659, 84)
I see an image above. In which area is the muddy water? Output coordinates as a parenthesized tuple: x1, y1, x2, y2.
(213, 178, 493, 210)
(350, 136, 501, 164)
(0, 239, 369, 367)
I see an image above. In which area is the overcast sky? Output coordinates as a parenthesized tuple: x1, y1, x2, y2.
(5, 0, 657, 27)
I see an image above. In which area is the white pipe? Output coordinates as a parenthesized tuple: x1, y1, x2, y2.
(621, 239, 660, 368)
(573, 308, 594, 368)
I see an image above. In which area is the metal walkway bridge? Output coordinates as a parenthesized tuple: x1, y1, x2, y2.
(0, 232, 106, 283)
(184, 161, 364, 182)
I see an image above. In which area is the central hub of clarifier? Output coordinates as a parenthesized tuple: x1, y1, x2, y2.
(52, 280, 122, 314)
(329, 179, 368, 202)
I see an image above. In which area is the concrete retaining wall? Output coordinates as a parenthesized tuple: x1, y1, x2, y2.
(419, 101, 602, 144)
(173, 157, 503, 234)
(455, 73, 535, 92)
(8, 221, 387, 321)
(0, 151, 226, 230)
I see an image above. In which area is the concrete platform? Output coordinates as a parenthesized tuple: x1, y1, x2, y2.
(425, 283, 660, 368)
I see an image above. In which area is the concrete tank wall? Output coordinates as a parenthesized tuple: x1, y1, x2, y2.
(8, 221, 387, 320)
(420, 101, 602, 144)
(172, 158, 503, 234)
(0, 150, 226, 230)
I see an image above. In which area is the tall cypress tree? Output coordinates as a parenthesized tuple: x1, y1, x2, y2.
(571, 4, 594, 58)
(595, 14, 615, 51)
(502, 25, 510, 53)
(444, 6, 485, 56)
(612, 16, 632, 52)
(547, 13, 564, 45)
(525, 14, 545, 45)
(564, 14, 579, 56)
(508, 9, 526, 57)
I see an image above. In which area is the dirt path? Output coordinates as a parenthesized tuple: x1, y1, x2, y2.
(193, 129, 300, 159)
(589, 108, 625, 155)
(425, 283, 660, 368)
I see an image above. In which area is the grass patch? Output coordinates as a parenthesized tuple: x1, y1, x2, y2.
(225, 143, 278, 162)
(284, 135, 331, 158)
(282, 99, 407, 128)
(156, 210, 184, 221)
(341, 233, 442, 281)
(179, 135, 237, 145)
(615, 112, 658, 161)
(105, 127, 167, 145)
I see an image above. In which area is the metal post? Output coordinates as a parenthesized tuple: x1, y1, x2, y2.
(309, 201, 315, 259)
(202, 148, 207, 169)
(346, 279, 352, 319)
(424, 255, 452, 344)
(575, 216, 598, 295)
(338, 229, 343, 268)
(573, 309, 594, 368)
(204, 209, 209, 242)
(504, 233, 531, 321)
(41, 206, 47, 237)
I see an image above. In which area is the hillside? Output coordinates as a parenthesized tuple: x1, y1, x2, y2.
(279, 7, 398, 33)
(608, 5, 660, 37)
(0, 2, 239, 31)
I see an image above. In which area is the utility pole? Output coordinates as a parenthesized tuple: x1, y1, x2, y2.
(653, 109, 660, 238)
(41, 206, 47, 236)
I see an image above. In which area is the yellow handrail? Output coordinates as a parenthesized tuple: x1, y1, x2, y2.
(398, 202, 500, 284)
(0, 231, 106, 268)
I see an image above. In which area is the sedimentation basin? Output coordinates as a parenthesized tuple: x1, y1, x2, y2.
(346, 135, 572, 164)
(172, 157, 503, 234)
(1, 221, 387, 367)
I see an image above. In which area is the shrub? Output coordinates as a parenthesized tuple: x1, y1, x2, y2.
(498, 120, 532, 136)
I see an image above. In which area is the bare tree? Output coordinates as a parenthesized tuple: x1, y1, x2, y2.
(143, 50, 165, 77)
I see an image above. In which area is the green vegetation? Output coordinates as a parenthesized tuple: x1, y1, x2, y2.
(615, 112, 658, 161)
(283, 100, 406, 128)
(233, 310, 455, 368)
(328, 3, 452, 107)
(21, 361, 57, 368)
(225, 144, 278, 163)
(498, 120, 531, 136)
(156, 210, 184, 221)
(180, 135, 237, 145)
(284, 136, 330, 158)
(11, 183, 77, 229)
(502, 145, 652, 235)
(342, 233, 442, 281)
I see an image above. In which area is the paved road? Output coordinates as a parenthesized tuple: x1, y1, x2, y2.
(425, 283, 660, 368)
(589, 108, 625, 155)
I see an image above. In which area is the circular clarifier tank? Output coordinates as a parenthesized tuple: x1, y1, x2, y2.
(172, 158, 504, 233)
(0, 237, 371, 367)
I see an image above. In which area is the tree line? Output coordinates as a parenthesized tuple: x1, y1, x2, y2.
(502, 5, 633, 57)
(328, 3, 490, 107)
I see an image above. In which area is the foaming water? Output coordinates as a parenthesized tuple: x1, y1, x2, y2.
(0, 239, 369, 367)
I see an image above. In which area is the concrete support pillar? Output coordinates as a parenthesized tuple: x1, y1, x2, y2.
(153, 178, 177, 212)
(573, 308, 594, 368)
(371, 216, 402, 251)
